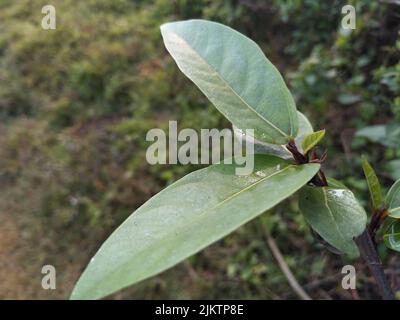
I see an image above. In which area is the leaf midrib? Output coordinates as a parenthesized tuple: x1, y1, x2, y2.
(321, 188, 349, 246)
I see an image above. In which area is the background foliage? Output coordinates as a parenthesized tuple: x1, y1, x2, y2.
(0, 0, 399, 299)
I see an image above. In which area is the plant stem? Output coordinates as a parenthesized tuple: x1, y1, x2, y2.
(286, 139, 327, 187)
(369, 208, 389, 239)
(264, 228, 312, 300)
(286, 138, 396, 299)
(315, 183, 396, 300)
(355, 230, 395, 300)
(286, 140, 308, 164)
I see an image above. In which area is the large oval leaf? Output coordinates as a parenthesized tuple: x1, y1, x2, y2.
(386, 179, 400, 218)
(161, 20, 298, 145)
(71, 155, 319, 299)
(299, 186, 367, 257)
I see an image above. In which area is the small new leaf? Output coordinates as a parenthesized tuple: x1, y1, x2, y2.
(361, 156, 384, 210)
(301, 129, 325, 154)
(386, 179, 400, 218)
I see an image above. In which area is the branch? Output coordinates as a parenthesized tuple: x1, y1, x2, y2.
(355, 230, 395, 300)
(286, 139, 395, 299)
(264, 229, 312, 300)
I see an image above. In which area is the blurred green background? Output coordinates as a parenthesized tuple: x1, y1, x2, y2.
(0, 0, 399, 299)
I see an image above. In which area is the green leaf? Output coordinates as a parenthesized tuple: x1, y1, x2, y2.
(361, 156, 384, 210)
(327, 177, 349, 189)
(386, 179, 400, 218)
(299, 186, 367, 257)
(383, 220, 400, 252)
(233, 111, 313, 159)
(389, 208, 400, 218)
(301, 129, 325, 154)
(355, 123, 400, 148)
(161, 20, 298, 145)
(337, 93, 361, 105)
(385, 160, 400, 180)
(71, 155, 319, 299)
